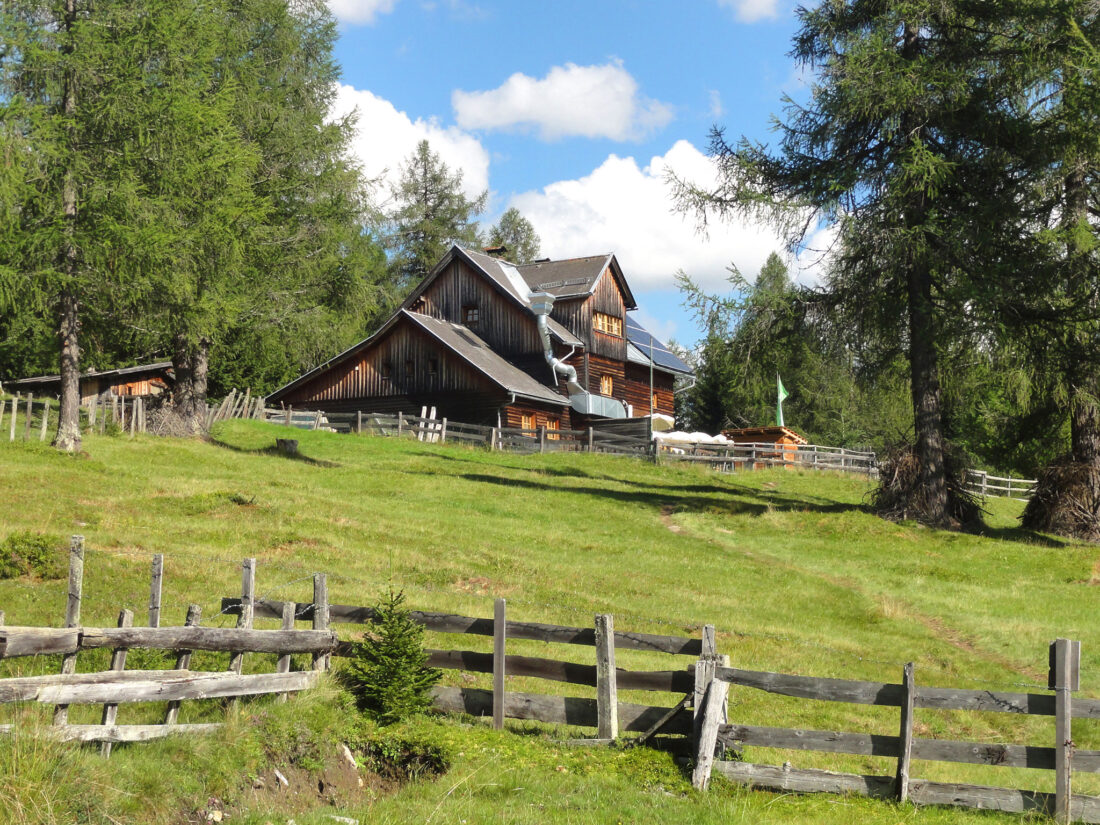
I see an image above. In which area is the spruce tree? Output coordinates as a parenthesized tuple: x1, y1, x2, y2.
(385, 140, 486, 291)
(487, 207, 542, 264)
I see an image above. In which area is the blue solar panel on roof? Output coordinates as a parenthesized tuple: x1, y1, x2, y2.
(625, 316, 693, 374)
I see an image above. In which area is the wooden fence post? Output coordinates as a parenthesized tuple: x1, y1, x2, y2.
(277, 600, 296, 703)
(312, 573, 329, 671)
(397, 411, 404, 436)
(539, 426, 547, 453)
(149, 554, 163, 628)
(285, 405, 292, 427)
(440, 417, 447, 444)
(229, 559, 255, 675)
(100, 608, 134, 757)
(54, 535, 84, 725)
(38, 400, 49, 442)
(489, 426, 498, 451)
(896, 662, 915, 802)
(493, 597, 506, 729)
(595, 613, 618, 740)
(587, 427, 594, 452)
(10, 393, 18, 441)
(692, 674, 730, 791)
(164, 604, 202, 725)
(313, 409, 322, 431)
(23, 393, 33, 441)
(356, 410, 362, 435)
(701, 624, 717, 658)
(1053, 638, 1080, 824)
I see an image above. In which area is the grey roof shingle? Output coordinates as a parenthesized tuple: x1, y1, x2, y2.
(405, 312, 568, 406)
(516, 255, 613, 299)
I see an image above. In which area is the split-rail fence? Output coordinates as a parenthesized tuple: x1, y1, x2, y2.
(6, 543, 1090, 823)
(264, 406, 878, 478)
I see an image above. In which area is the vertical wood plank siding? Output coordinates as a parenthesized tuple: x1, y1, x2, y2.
(284, 325, 495, 404)
(421, 260, 543, 357)
(549, 268, 627, 361)
(623, 365, 675, 416)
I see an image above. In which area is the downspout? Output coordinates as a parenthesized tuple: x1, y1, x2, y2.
(530, 292, 584, 396)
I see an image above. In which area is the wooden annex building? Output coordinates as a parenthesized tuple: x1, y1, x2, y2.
(269, 246, 693, 430)
(1, 361, 174, 406)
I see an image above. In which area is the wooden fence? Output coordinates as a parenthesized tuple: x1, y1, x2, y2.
(223, 594, 710, 747)
(224, 592, 1100, 823)
(656, 440, 877, 477)
(1, 387, 264, 441)
(262, 407, 877, 476)
(966, 469, 1037, 501)
(264, 408, 656, 458)
(0, 539, 331, 751)
(4, 542, 1096, 821)
(691, 640, 1097, 824)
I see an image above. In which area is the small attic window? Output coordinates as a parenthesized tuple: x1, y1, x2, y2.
(410, 296, 426, 312)
(463, 305, 479, 329)
(428, 358, 439, 376)
(381, 362, 393, 380)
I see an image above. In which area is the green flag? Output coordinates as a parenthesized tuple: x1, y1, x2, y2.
(776, 373, 789, 427)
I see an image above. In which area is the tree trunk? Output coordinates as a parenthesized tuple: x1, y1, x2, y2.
(53, 0, 81, 454)
(896, 20, 949, 526)
(171, 333, 210, 435)
(907, 263, 949, 525)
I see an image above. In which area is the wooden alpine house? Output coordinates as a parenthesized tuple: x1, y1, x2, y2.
(268, 246, 693, 429)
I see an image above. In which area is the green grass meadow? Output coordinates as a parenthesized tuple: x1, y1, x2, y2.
(0, 419, 1097, 824)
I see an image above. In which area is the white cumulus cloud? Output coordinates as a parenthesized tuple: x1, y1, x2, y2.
(326, 0, 398, 24)
(452, 61, 673, 141)
(332, 84, 490, 202)
(717, 0, 781, 23)
(510, 140, 822, 294)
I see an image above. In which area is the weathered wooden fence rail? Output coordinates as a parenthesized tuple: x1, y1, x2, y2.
(966, 469, 1036, 501)
(259, 406, 877, 476)
(692, 639, 1096, 823)
(0, 540, 331, 749)
(223, 595, 711, 746)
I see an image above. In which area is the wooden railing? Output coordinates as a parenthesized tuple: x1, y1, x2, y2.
(222, 595, 707, 744)
(966, 469, 1036, 501)
(0, 539, 331, 750)
(656, 440, 877, 477)
(691, 639, 1097, 823)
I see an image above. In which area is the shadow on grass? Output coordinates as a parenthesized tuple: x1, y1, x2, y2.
(455, 473, 868, 518)
(974, 525, 1072, 548)
(207, 434, 341, 468)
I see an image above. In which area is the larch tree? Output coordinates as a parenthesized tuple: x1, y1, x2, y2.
(0, 2, 188, 451)
(1013, 2, 1100, 539)
(673, 1, 1029, 527)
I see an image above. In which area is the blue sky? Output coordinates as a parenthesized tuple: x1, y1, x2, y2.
(327, 0, 825, 348)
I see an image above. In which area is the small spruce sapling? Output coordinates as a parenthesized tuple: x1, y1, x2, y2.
(343, 590, 440, 724)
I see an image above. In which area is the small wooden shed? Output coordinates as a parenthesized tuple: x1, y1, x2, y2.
(721, 425, 808, 470)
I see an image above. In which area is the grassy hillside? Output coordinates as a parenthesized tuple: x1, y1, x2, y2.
(0, 421, 1096, 824)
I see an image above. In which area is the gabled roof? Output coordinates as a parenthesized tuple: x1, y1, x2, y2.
(3, 361, 174, 389)
(517, 254, 638, 309)
(267, 310, 568, 407)
(624, 317, 693, 375)
(401, 245, 583, 348)
(405, 313, 567, 406)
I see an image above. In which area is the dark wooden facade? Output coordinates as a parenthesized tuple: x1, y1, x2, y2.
(269, 246, 688, 426)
